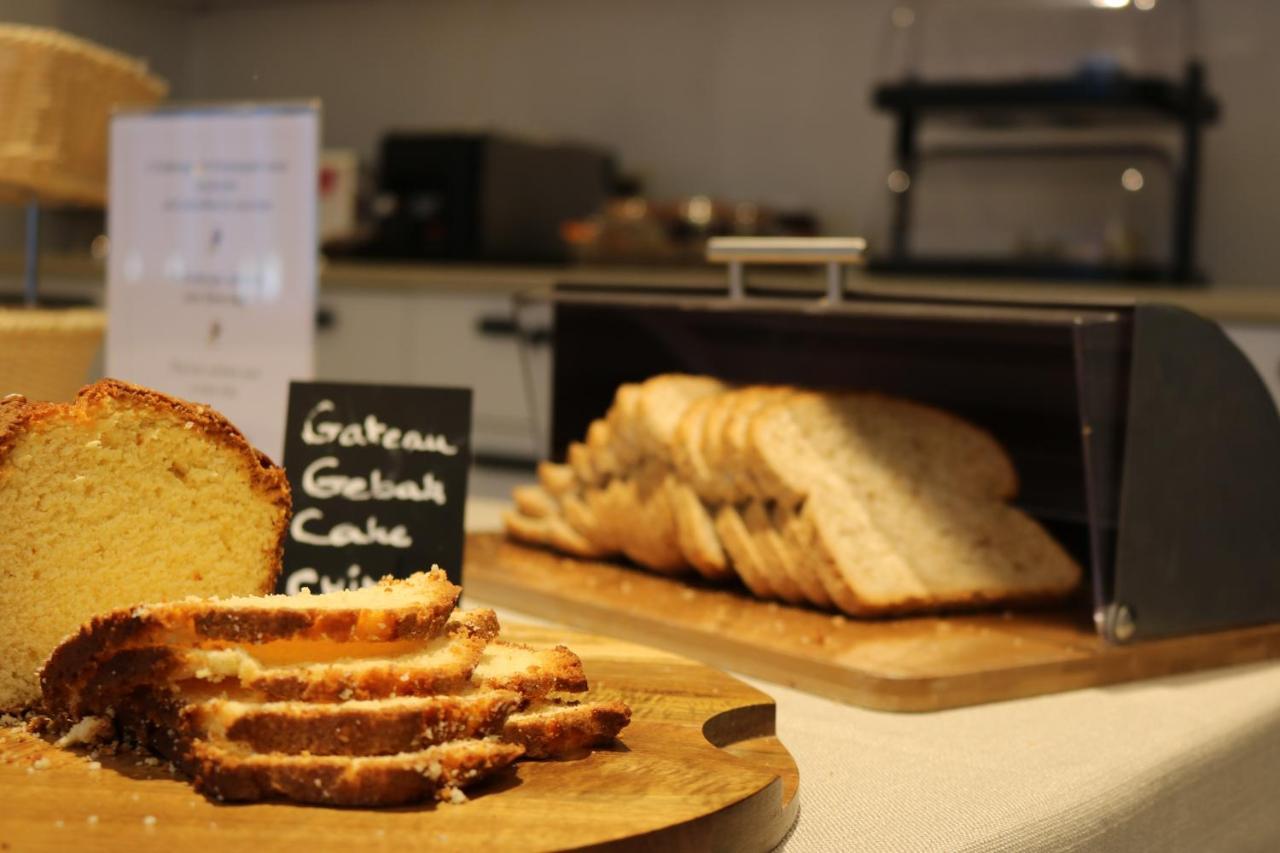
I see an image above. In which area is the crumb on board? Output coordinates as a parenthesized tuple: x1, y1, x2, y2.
(142, 815, 157, 828)
(87, 815, 99, 826)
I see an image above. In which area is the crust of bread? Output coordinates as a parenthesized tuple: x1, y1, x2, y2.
(502, 699, 632, 759)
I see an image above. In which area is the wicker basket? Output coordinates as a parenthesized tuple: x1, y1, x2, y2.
(0, 307, 105, 402)
(0, 25, 168, 207)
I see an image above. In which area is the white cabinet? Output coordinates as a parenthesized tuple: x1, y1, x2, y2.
(315, 286, 552, 460)
(1223, 322, 1280, 412)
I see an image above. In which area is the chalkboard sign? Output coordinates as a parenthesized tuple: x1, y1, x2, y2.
(278, 381, 472, 594)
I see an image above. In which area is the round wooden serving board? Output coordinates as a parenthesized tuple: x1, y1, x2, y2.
(0, 624, 798, 853)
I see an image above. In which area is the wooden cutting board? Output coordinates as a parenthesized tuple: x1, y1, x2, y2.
(465, 534, 1280, 712)
(0, 623, 797, 853)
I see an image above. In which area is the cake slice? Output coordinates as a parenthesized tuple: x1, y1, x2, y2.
(55, 609, 498, 714)
(501, 699, 633, 759)
(176, 690, 524, 756)
(151, 689, 627, 760)
(187, 738, 526, 806)
(41, 569, 462, 714)
(0, 379, 290, 711)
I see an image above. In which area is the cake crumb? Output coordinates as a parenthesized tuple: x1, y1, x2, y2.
(143, 756, 160, 767)
(86, 815, 99, 826)
(130, 793, 140, 802)
(54, 819, 64, 829)
(87, 761, 102, 771)
(142, 815, 157, 828)
(447, 786, 468, 805)
(31, 757, 50, 770)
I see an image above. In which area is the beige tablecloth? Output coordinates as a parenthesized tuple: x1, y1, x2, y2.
(464, 499, 1280, 852)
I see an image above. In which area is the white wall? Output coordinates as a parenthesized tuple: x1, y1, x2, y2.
(180, 0, 897, 240)
(3, 0, 1279, 286)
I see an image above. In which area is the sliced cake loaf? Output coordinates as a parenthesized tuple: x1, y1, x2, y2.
(40, 573, 629, 807)
(0, 380, 290, 711)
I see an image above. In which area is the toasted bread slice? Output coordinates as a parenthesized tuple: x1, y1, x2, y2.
(502, 699, 632, 759)
(40, 569, 461, 714)
(188, 737, 525, 805)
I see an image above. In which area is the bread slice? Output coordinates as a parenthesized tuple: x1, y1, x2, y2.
(187, 737, 525, 806)
(502, 510, 610, 560)
(593, 465, 687, 575)
(747, 391, 1018, 507)
(584, 419, 621, 481)
(670, 393, 721, 499)
(560, 492, 618, 554)
(512, 484, 557, 519)
(40, 569, 461, 714)
(537, 461, 577, 498)
(712, 505, 778, 600)
(502, 699, 632, 759)
(740, 500, 808, 605)
(566, 441, 600, 487)
(667, 479, 733, 580)
(634, 374, 727, 460)
(0, 379, 290, 711)
(771, 503, 833, 608)
(604, 382, 644, 471)
(723, 387, 793, 500)
(698, 389, 741, 504)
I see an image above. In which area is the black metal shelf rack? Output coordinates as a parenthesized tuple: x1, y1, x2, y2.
(871, 63, 1220, 284)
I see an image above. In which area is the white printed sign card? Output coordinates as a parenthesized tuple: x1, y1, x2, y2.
(107, 103, 318, 463)
(279, 381, 473, 594)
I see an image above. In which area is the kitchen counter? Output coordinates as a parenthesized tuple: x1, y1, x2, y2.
(463, 496, 1280, 853)
(6, 251, 1280, 324)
